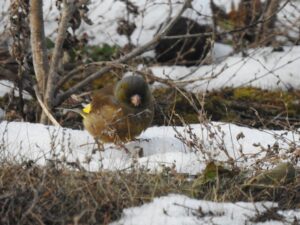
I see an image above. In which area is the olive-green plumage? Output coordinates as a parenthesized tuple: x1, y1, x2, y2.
(82, 75, 154, 143)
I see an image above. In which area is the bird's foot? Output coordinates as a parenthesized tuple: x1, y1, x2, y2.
(115, 143, 130, 153)
(114, 142, 143, 157)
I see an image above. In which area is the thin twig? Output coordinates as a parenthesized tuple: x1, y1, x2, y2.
(54, 0, 192, 106)
(162, 0, 290, 40)
(34, 85, 61, 127)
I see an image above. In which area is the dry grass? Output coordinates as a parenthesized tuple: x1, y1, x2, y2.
(0, 163, 191, 224)
(0, 161, 299, 224)
(192, 168, 300, 209)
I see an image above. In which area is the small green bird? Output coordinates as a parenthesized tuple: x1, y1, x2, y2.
(81, 75, 154, 143)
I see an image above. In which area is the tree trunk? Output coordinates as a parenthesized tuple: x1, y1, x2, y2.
(29, 0, 50, 123)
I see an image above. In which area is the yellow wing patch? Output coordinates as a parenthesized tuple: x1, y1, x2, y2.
(83, 103, 92, 114)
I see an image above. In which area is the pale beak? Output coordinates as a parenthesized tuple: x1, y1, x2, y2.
(131, 94, 141, 107)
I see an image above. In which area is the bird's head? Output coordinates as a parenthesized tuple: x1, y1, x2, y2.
(114, 75, 152, 108)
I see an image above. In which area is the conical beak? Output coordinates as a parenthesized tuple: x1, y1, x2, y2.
(131, 94, 141, 107)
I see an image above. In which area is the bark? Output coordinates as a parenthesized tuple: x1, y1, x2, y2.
(46, 0, 75, 109)
(29, 0, 50, 123)
(29, 0, 49, 93)
(30, 0, 75, 124)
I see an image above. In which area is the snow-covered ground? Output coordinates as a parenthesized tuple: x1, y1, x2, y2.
(1, 113, 299, 225)
(149, 46, 300, 92)
(0, 119, 299, 224)
(111, 194, 300, 225)
(1, 0, 299, 47)
(0, 121, 298, 174)
(0, 0, 300, 224)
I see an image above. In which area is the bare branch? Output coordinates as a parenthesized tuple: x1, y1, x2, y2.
(46, 0, 76, 108)
(34, 85, 61, 127)
(54, 0, 192, 106)
(89, 61, 217, 87)
(162, 0, 288, 40)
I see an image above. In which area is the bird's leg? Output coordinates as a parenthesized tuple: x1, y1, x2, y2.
(91, 138, 105, 167)
(115, 142, 130, 153)
(115, 143, 144, 158)
(93, 138, 105, 152)
(114, 140, 144, 157)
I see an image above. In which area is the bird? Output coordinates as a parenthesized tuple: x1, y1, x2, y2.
(81, 75, 154, 143)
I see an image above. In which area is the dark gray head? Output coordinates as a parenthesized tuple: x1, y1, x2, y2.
(114, 75, 152, 108)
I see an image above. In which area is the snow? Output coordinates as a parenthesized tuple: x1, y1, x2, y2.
(110, 194, 299, 225)
(0, 1, 300, 224)
(1, 120, 299, 223)
(149, 46, 300, 91)
(75, 0, 213, 46)
(0, 121, 298, 173)
(75, 0, 300, 47)
(1, 0, 300, 93)
(0, 80, 32, 99)
(2, 44, 300, 99)
(0, 80, 15, 97)
(1, 0, 299, 47)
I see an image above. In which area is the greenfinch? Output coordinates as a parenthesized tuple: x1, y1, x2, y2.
(82, 75, 154, 143)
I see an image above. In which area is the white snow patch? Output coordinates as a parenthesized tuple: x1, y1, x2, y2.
(150, 46, 300, 91)
(0, 0, 299, 50)
(0, 80, 32, 99)
(0, 121, 298, 174)
(110, 194, 296, 225)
